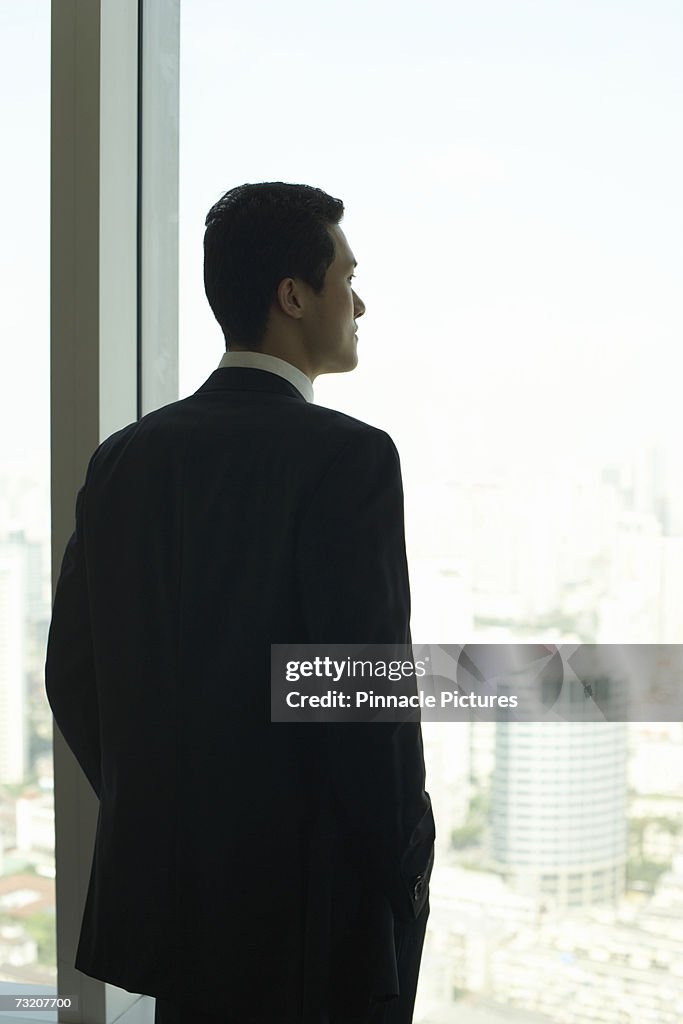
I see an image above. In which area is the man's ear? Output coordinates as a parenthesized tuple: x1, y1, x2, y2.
(276, 277, 305, 321)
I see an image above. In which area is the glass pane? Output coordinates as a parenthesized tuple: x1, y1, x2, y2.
(179, 2, 683, 1020)
(0, 3, 55, 986)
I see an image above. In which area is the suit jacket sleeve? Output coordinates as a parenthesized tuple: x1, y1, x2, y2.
(45, 457, 102, 799)
(296, 427, 435, 922)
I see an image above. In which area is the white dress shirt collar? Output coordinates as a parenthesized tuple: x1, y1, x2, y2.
(217, 350, 314, 403)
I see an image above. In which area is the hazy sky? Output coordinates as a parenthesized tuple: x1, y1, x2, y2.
(178, 0, 683, 484)
(2, 0, 682, 488)
(0, 3, 49, 476)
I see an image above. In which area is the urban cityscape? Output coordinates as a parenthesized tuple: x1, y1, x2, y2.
(1, 443, 682, 1023)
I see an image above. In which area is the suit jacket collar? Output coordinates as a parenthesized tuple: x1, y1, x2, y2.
(216, 350, 314, 402)
(194, 367, 308, 403)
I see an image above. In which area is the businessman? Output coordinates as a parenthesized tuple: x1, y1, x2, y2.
(46, 182, 435, 1024)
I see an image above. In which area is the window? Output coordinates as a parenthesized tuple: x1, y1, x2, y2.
(0, 2, 54, 988)
(179, 4, 683, 1022)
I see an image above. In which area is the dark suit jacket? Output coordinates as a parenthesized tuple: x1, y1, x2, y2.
(45, 367, 435, 1022)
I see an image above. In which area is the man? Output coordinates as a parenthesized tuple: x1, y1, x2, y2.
(46, 182, 435, 1024)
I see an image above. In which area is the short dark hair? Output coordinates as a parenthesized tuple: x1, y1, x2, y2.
(203, 182, 345, 350)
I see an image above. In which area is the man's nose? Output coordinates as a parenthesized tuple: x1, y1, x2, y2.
(353, 291, 366, 318)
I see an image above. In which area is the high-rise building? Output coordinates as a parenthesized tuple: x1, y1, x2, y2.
(492, 721, 628, 909)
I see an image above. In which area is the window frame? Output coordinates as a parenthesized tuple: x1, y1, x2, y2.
(50, 2, 179, 1021)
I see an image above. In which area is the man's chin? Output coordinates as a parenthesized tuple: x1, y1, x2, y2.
(318, 350, 358, 375)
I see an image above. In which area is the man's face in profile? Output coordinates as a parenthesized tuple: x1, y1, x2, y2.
(302, 224, 366, 376)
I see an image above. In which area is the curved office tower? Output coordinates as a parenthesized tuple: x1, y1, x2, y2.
(492, 721, 628, 909)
